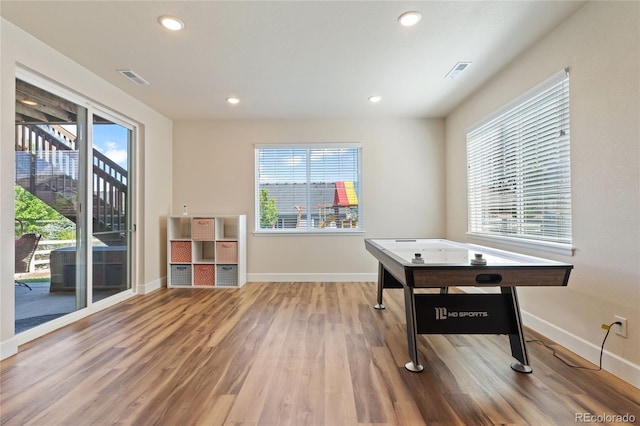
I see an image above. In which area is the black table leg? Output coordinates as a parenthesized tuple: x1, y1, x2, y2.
(374, 262, 385, 310)
(501, 286, 532, 373)
(403, 285, 424, 372)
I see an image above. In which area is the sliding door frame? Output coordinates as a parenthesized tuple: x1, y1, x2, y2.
(14, 67, 138, 341)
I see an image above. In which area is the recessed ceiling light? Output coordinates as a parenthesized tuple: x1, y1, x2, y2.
(158, 15, 185, 31)
(226, 97, 240, 104)
(368, 96, 382, 103)
(398, 11, 421, 27)
(20, 99, 38, 106)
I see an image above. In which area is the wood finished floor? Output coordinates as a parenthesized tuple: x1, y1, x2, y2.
(1, 282, 638, 425)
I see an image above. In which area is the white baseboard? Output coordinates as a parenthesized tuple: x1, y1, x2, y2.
(522, 310, 640, 389)
(0, 337, 18, 360)
(138, 277, 165, 294)
(247, 273, 378, 282)
(460, 287, 639, 388)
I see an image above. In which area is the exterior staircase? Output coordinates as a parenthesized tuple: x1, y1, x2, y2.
(15, 124, 128, 245)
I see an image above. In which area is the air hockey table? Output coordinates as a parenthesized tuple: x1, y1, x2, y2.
(364, 238, 573, 374)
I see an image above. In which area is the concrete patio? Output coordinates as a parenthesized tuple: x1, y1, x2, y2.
(14, 279, 122, 333)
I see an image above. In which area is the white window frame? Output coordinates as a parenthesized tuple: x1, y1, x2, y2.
(466, 69, 573, 255)
(254, 143, 363, 234)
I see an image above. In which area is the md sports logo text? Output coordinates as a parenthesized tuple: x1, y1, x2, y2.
(434, 307, 489, 320)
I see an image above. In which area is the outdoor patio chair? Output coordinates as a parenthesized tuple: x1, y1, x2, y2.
(15, 233, 41, 291)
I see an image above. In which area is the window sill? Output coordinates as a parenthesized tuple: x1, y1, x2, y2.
(466, 233, 575, 257)
(254, 229, 365, 236)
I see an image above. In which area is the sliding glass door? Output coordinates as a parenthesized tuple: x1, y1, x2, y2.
(91, 114, 132, 303)
(14, 76, 134, 332)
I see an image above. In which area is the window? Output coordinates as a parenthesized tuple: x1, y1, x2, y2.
(467, 70, 572, 251)
(255, 144, 362, 233)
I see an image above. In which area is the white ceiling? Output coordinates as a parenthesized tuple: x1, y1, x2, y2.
(1, 1, 586, 120)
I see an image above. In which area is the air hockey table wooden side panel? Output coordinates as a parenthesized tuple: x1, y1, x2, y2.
(365, 238, 572, 288)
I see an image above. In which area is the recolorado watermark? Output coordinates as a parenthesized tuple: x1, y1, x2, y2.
(575, 412, 636, 423)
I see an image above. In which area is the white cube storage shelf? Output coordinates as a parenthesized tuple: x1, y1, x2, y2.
(167, 215, 246, 288)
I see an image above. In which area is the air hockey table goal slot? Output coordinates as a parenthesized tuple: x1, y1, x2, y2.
(475, 273, 502, 284)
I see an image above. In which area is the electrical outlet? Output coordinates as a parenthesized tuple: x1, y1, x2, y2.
(614, 315, 627, 338)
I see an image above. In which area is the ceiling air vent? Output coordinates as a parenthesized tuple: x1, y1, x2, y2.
(445, 62, 471, 79)
(118, 69, 150, 85)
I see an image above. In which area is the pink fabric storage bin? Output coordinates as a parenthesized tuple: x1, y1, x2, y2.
(216, 241, 238, 263)
(192, 218, 215, 241)
(193, 264, 215, 286)
(170, 241, 192, 262)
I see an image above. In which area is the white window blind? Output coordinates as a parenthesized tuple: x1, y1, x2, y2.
(467, 70, 572, 248)
(255, 145, 362, 232)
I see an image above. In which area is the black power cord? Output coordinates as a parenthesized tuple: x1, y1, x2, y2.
(526, 321, 621, 371)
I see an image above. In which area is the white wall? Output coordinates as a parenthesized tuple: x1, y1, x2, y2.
(173, 118, 445, 281)
(0, 19, 173, 358)
(445, 1, 639, 385)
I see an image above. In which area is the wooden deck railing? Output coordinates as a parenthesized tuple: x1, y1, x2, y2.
(15, 124, 128, 238)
